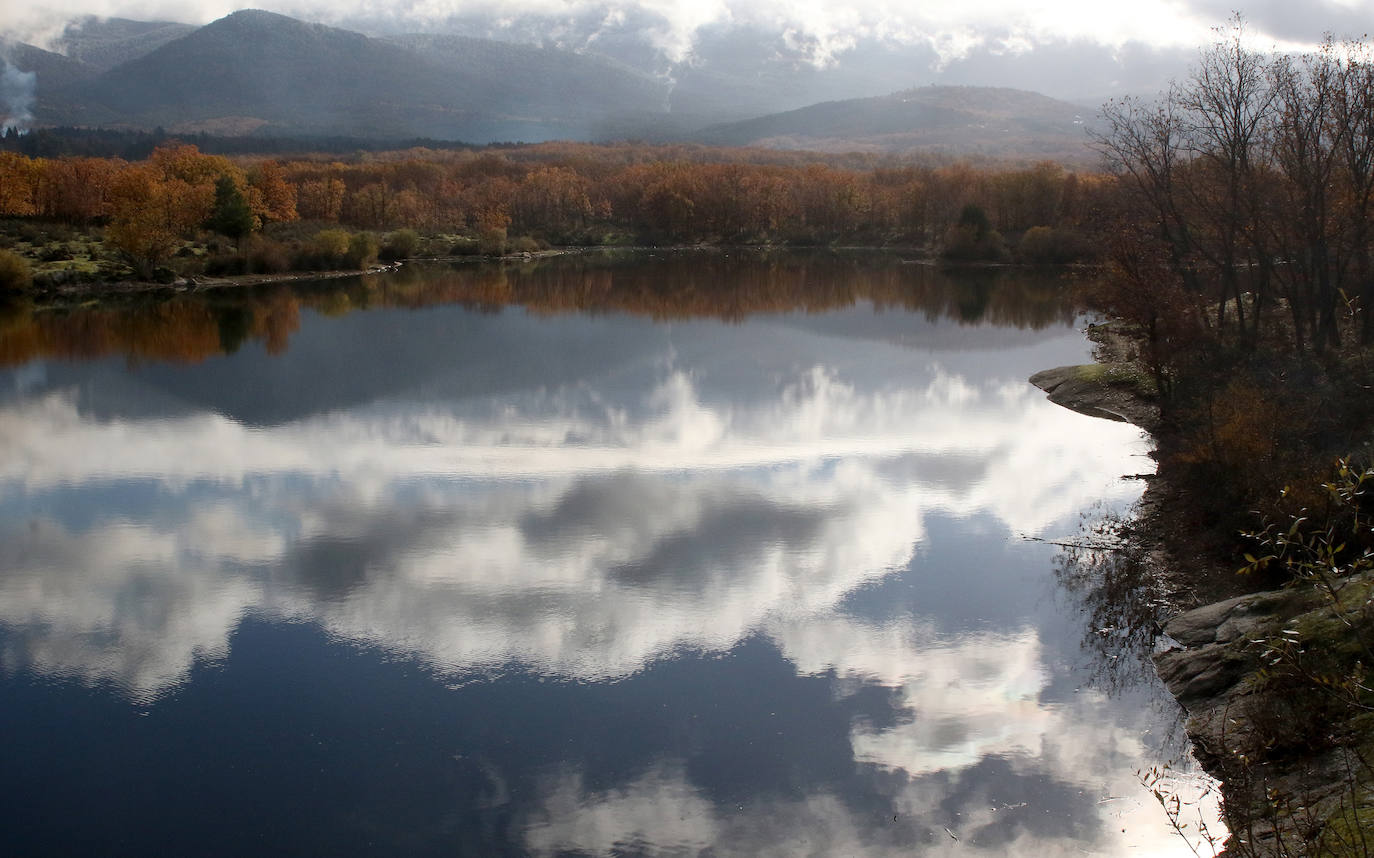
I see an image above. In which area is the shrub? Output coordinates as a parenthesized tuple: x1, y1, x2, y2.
(204, 254, 247, 276)
(477, 226, 507, 256)
(451, 238, 481, 256)
(344, 232, 379, 268)
(940, 224, 1006, 261)
(290, 229, 353, 270)
(379, 229, 419, 262)
(171, 254, 206, 278)
(508, 235, 541, 254)
(311, 229, 351, 261)
(939, 204, 1009, 261)
(1017, 226, 1096, 264)
(246, 236, 291, 274)
(957, 203, 991, 237)
(0, 250, 33, 291)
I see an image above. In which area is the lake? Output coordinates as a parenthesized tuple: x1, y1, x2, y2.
(0, 252, 1220, 856)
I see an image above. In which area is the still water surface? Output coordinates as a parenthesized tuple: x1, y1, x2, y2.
(0, 253, 1218, 855)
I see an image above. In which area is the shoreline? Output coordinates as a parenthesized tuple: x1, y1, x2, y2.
(10, 244, 1051, 307)
(1031, 360, 1372, 857)
(27, 264, 402, 302)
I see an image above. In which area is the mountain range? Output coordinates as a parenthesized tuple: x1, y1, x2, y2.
(1, 9, 1099, 161)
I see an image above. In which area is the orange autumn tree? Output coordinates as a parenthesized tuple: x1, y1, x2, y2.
(38, 157, 122, 223)
(296, 176, 346, 221)
(512, 167, 594, 238)
(246, 161, 299, 225)
(105, 164, 195, 277)
(106, 144, 259, 275)
(0, 152, 43, 216)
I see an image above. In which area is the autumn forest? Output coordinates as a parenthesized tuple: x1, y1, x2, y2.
(0, 141, 1105, 284)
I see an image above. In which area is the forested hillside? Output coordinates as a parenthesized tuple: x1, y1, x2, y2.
(8, 10, 673, 142)
(700, 86, 1094, 163)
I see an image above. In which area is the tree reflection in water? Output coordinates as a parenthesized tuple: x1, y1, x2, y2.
(1053, 502, 1171, 697)
(0, 251, 1077, 368)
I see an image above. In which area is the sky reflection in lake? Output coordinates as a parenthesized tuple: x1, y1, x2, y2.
(0, 255, 1219, 856)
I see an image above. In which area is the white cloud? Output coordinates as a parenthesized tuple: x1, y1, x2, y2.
(3, 0, 1341, 64)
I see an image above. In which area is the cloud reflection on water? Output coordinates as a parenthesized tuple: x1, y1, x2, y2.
(0, 298, 1218, 855)
(0, 362, 1144, 696)
(524, 610, 1218, 857)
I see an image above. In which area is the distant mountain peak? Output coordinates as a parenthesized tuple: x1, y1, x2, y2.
(216, 9, 301, 27)
(699, 85, 1096, 163)
(33, 9, 671, 143)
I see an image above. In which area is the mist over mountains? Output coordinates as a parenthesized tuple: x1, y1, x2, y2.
(0, 7, 1174, 157)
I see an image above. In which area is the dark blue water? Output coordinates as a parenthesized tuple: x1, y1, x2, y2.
(0, 254, 1218, 855)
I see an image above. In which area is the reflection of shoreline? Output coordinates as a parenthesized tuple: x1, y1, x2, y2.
(1, 254, 1077, 367)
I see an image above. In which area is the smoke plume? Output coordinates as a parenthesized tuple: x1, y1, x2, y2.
(1, 61, 36, 134)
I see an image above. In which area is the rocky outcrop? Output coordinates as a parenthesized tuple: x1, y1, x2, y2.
(1152, 591, 1283, 712)
(1151, 574, 1374, 856)
(1029, 364, 1159, 431)
(1032, 358, 1374, 857)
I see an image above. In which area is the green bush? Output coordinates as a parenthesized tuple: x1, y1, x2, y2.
(311, 229, 351, 260)
(379, 229, 419, 262)
(290, 229, 353, 271)
(477, 227, 507, 256)
(0, 250, 33, 291)
(957, 204, 991, 236)
(344, 232, 379, 268)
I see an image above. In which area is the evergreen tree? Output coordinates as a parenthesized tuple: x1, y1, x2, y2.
(207, 175, 256, 245)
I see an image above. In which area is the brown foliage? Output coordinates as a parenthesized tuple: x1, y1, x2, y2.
(0, 143, 1110, 254)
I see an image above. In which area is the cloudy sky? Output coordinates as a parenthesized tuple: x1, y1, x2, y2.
(2, 0, 1369, 104)
(7, 0, 1367, 63)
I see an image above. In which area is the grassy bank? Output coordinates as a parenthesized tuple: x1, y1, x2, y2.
(0, 218, 545, 293)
